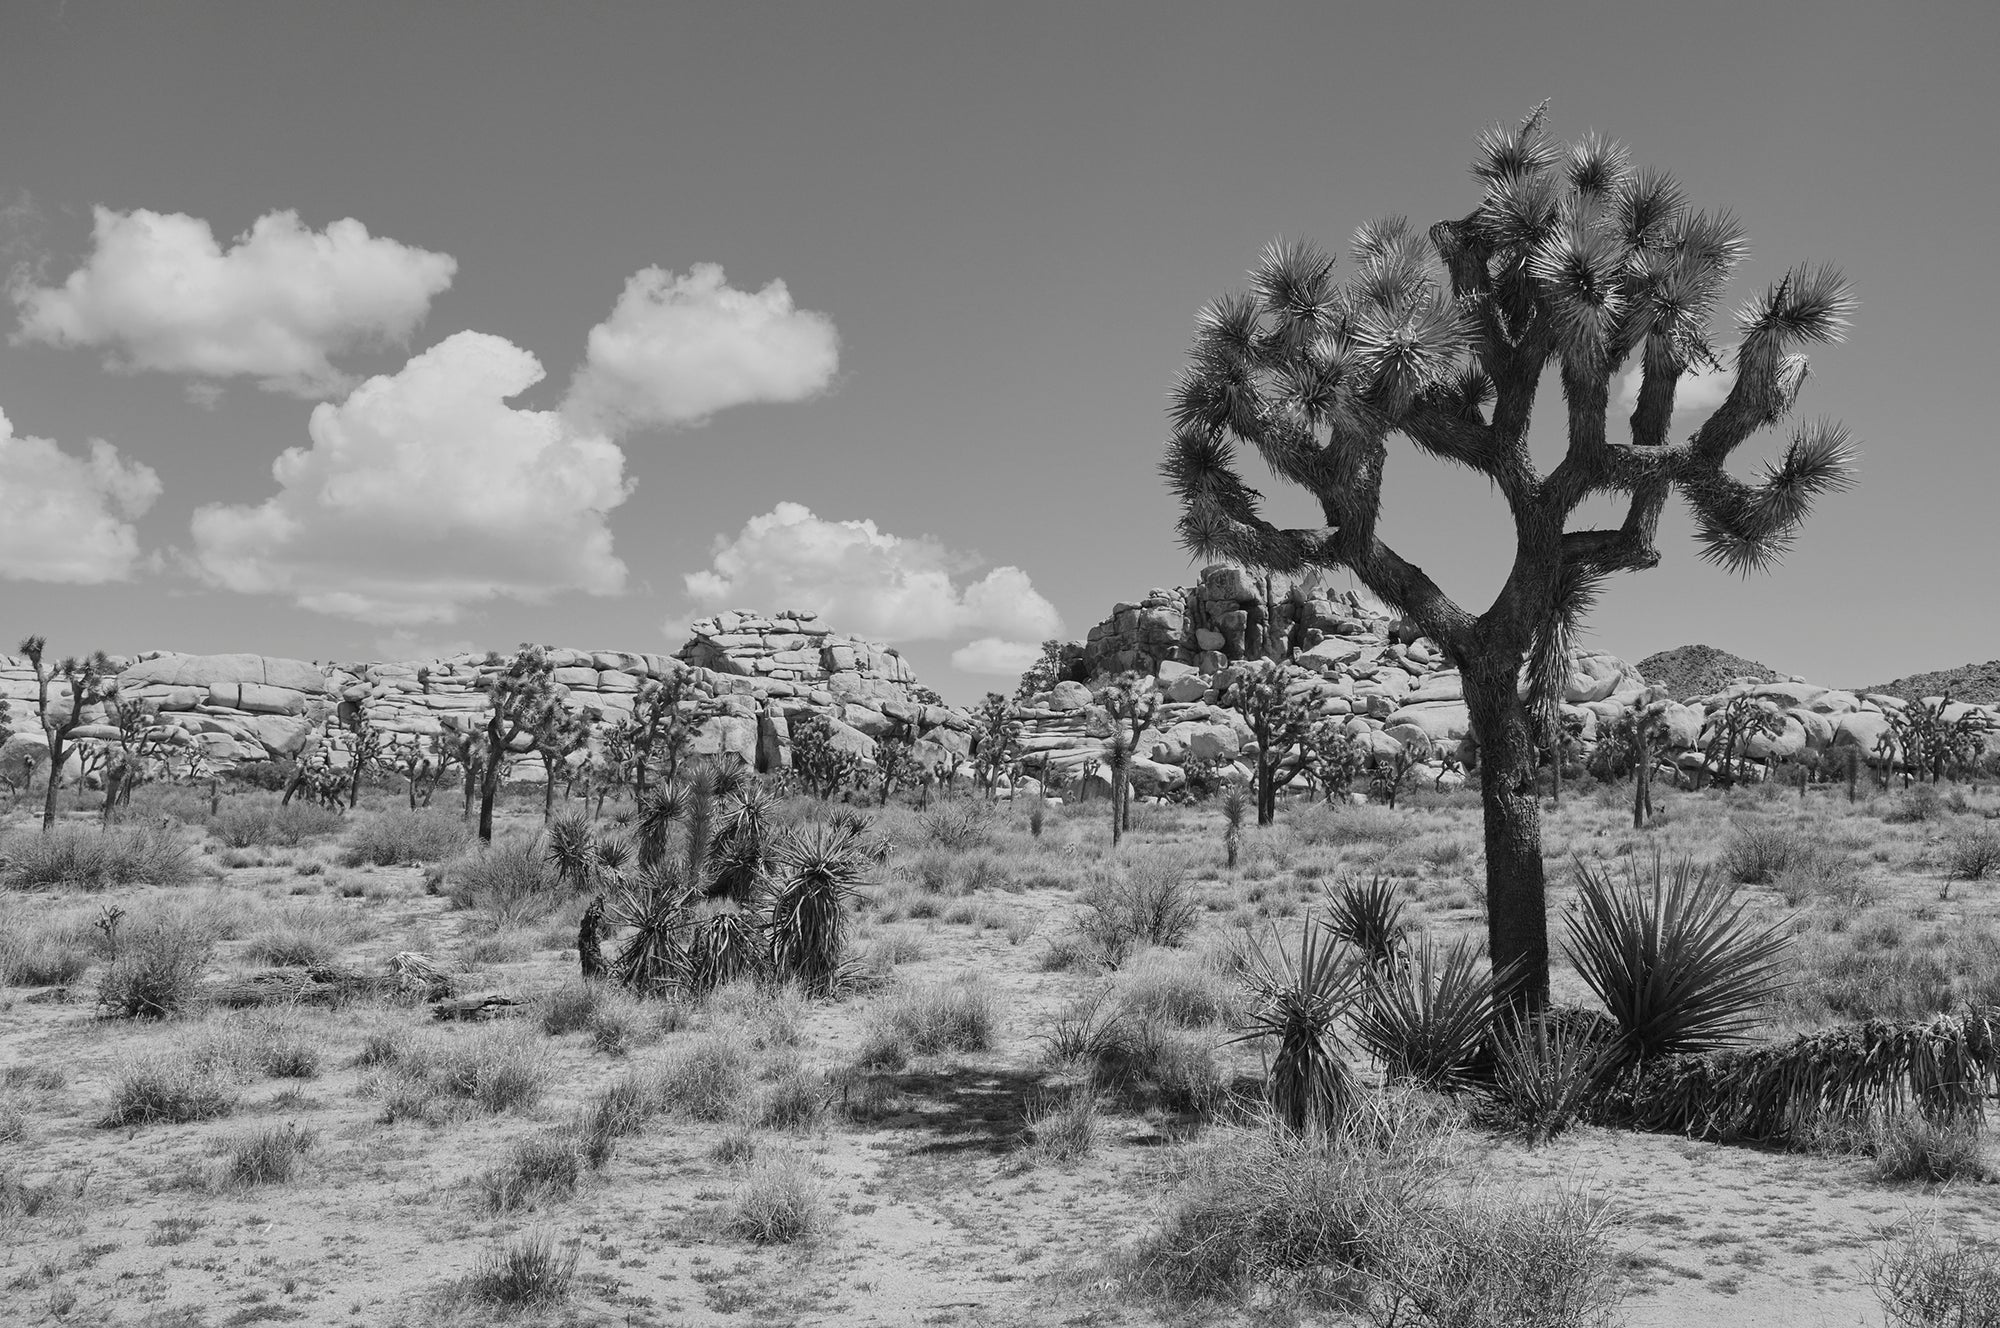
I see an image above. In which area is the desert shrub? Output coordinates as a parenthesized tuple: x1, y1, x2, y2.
(207, 799, 342, 849)
(443, 835, 556, 922)
(0, 1167, 90, 1223)
(1115, 947, 1242, 1028)
(1943, 827, 2000, 884)
(102, 1056, 236, 1126)
(918, 801, 991, 852)
(376, 1029, 549, 1122)
(1124, 1113, 1448, 1304)
(759, 1061, 827, 1130)
(1072, 854, 1198, 969)
(470, 1229, 580, 1307)
(1719, 819, 1823, 885)
(657, 1034, 751, 1122)
(534, 981, 602, 1036)
(2, 822, 201, 891)
(339, 808, 470, 866)
(225, 1123, 317, 1187)
(727, 1152, 831, 1244)
(1772, 850, 1878, 911)
(858, 974, 996, 1065)
(1874, 1219, 2000, 1328)
(1885, 784, 1951, 824)
(461, 930, 532, 965)
(1023, 1088, 1100, 1165)
(1367, 1186, 1624, 1328)
(576, 1070, 664, 1167)
(478, 1130, 583, 1212)
(97, 922, 214, 1018)
(0, 911, 94, 986)
(241, 902, 365, 967)
(1871, 1113, 1990, 1184)
(1290, 803, 1416, 849)
(247, 1013, 323, 1079)
(0, 1098, 26, 1144)
(1784, 922, 2000, 1023)
(706, 980, 809, 1050)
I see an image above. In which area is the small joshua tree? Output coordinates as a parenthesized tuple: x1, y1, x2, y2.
(872, 717, 917, 807)
(629, 673, 692, 797)
(19, 637, 119, 832)
(1221, 658, 1314, 826)
(970, 693, 1019, 801)
(1699, 695, 1783, 789)
(473, 645, 566, 842)
(1096, 672, 1161, 847)
(1164, 104, 1856, 1007)
(1301, 716, 1365, 804)
(531, 700, 600, 821)
(788, 712, 861, 801)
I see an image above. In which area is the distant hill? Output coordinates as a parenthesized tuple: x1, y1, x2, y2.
(1851, 661, 2000, 707)
(1636, 644, 1786, 701)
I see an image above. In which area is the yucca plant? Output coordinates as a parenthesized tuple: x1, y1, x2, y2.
(767, 822, 870, 995)
(1352, 934, 1502, 1091)
(1565, 850, 1792, 1071)
(635, 782, 688, 870)
(709, 784, 781, 901)
(1323, 875, 1406, 968)
(1230, 921, 1364, 1133)
(681, 906, 765, 995)
(1220, 781, 1248, 868)
(607, 861, 697, 996)
(1477, 1014, 1614, 1144)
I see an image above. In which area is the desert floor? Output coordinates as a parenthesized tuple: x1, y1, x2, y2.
(3, 775, 1997, 1327)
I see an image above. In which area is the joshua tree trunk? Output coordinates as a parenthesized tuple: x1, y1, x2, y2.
(1462, 655, 1550, 1012)
(40, 733, 67, 831)
(478, 747, 504, 842)
(1632, 727, 1653, 829)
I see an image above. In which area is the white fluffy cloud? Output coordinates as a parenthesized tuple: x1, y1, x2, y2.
(0, 410, 160, 583)
(13, 207, 456, 397)
(680, 503, 1062, 651)
(951, 638, 1046, 676)
(190, 331, 630, 625)
(1617, 356, 1733, 420)
(564, 264, 838, 431)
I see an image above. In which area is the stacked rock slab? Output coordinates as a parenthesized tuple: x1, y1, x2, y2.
(0, 612, 975, 787)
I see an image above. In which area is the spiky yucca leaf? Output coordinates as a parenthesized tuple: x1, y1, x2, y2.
(1321, 875, 1406, 969)
(1564, 850, 1792, 1068)
(608, 862, 697, 996)
(545, 812, 596, 893)
(636, 782, 687, 870)
(1230, 922, 1364, 1134)
(1477, 1014, 1615, 1144)
(767, 823, 870, 995)
(682, 907, 764, 996)
(1352, 935, 1501, 1092)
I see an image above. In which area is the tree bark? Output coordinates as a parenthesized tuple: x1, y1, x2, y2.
(478, 729, 505, 842)
(41, 734, 65, 831)
(1462, 657, 1550, 1013)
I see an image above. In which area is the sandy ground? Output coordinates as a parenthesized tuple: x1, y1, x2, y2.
(3, 785, 1997, 1327)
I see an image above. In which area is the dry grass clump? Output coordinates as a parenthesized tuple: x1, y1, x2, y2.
(96, 921, 214, 1018)
(1022, 1088, 1100, 1165)
(0, 1167, 90, 1226)
(1868, 1113, 1990, 1184)
(758, 1059, 828, 1130)
(1290, 803, 1418, 849)
(1114, 946, 1244, 1028)
(207, 798, 342, 849)
(1041, 989, 1229, 1114)
(1, 822, 201, 890)
(1720, 818, 1825, 885)
(656, 1034, 753, 1122)
(1942, 826, 2000, 884)
(224, 1123, 318, 1187)
(0, 909, 95, 986)
(477, 1129, 583, 1212)
(372, 1028, 550, 1123)
(1874, 1218, 2000, 1328)
(532, 980, 655, 1055)
(917, 800, 994, 852)
(101, 1054, 237, 1127)
(1122, 1104, 1619, 1325)
(575, 1069, 667, 1167)
(468, 1229, 580, 1307)
(339, 808, 470, 866)
(442, 834, 557, 924)
(726, 1151, 832, 1244)
(1067, 851, 1199, 969)
(240, 901, 368, 967)
(857, 974, 997, 1067)
(1784, 920, 2000, 1023)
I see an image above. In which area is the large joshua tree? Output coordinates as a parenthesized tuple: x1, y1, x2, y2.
(1163, 105, 1856, 1008)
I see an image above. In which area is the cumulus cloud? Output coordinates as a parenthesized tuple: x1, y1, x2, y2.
(680, 503, 1062, 646)
(13, 207, 456, 396)
(564, 264, 838, 431)
(0, 410, 160, 583)
(1616, 355, 1734, 420)
(951, 638, 1046, 676)
(190, 331, 630, 625)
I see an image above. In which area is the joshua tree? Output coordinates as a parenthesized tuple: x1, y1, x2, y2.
(472, 644, 566, 841)
(531, 699, 600, 821)
(629, 673, 692, 797)
(18, 637, 120, 831)
(1221, 659, 1315, 826)
(871, 716, 917, 807)
(970, 693, 1019, 801)
(1096, 672, 1161, 846)
(788, 712, 860, 801)
(1163, 105, 1855, 1007)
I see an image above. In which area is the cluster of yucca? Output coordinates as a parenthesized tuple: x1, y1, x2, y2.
(605, 768, 877, 999)
(1233, 855, 1821, 1145)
